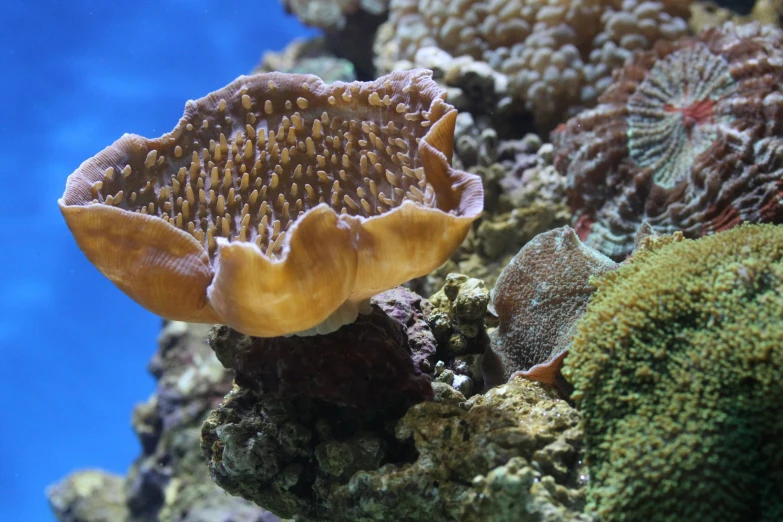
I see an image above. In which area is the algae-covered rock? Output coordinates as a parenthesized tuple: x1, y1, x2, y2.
(426, 273, 490, 396)
(330, 377, 588, 521)
(429, 273, 490, 352)
(47, 470, 129, 522)
(203, 372, 589, 521)
(563, 224, 783, 522)
(201, 384, 411, 521)
(464, 457, 593, 522)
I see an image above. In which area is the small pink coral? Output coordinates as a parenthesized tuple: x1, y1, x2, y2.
(553, 22, 783, 259)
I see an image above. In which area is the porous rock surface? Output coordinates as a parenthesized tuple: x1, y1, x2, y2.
(208, 287, 437, 410)
(202, 375, 591, 521)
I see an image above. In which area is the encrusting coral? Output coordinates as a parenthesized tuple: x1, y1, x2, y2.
(483, 227, 616, 388)
(554, 22, 783, 259)
(562, 223, 783, 521)
(59, 69, 483, 337)
(375, 0, 690, 129)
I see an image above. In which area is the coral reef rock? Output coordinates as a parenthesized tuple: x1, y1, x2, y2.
(282, 0, 388, 31)
(47, 321, 278, 522)
(428, 273, 490, 355)
(254, 37, 357, 84)
(375, 0, 690, 130)
(59, 69, 483, 337)
(281, 0, 389, 79)
(427, 273, 491, 397)
(483, 227, 616, 388)
(47, 471, 129, 522)
(208, 287, 437, 410)
(202, 373, 591, 521)
(563, 223, 783, 521)
(554, 22, 783, 260)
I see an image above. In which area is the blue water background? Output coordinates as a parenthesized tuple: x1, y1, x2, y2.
(0, 2, 316, 520)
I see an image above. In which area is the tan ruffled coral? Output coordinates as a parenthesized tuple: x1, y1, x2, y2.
(59, 69, 483, 337)
(375, 0, 690, 129)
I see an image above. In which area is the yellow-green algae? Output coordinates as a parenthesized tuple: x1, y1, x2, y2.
(562, 224, 783, 522)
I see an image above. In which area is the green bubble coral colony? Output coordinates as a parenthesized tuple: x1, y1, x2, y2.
(562, 224, 783, 522)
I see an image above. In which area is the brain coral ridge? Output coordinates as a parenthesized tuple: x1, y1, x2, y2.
(375, 0, 690, 129)
(562, 224, 783, 521)
(59, 69, 483, 338)
(553, 22, 783, 260)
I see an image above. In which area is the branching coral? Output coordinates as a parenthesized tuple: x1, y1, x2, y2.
(562, 224, 783, 521)
(553, 22, 783, 259)
(375, 0, 690, 129)
(59, 69, 482, 337)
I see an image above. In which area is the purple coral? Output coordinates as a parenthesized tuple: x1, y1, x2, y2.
(208, 287, 436, 410)
(553, 22, 783, 259)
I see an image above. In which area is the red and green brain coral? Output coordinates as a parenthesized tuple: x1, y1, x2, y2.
(553, 22, 783, 260)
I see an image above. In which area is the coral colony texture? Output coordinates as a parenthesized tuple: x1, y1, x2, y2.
(553, 22, 783, 259)
(55, 2, 783, 520)
(375, 0, 691, 128)
(59, 69, 483, 337)
(562, 224, 783, 522)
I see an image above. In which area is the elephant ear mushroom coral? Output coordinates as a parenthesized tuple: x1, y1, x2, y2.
(553, 22, 783, 260)
(482, 226, 617, 389)
(59, 69, 483, 337)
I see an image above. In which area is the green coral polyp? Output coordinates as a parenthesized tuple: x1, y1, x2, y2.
(563, 224, 783, 522)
